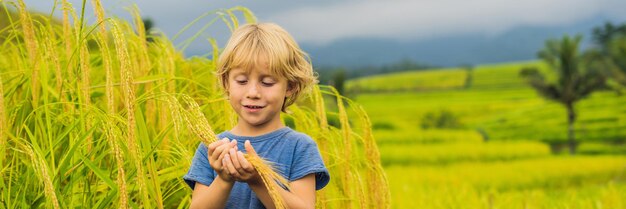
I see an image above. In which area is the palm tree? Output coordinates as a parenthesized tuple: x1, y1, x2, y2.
(592, 22, 626, 86)
(520, 35, 606, 154)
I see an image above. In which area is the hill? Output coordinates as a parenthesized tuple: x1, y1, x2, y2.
(347, 61, 626, 145)
(347, 61, 626, 208)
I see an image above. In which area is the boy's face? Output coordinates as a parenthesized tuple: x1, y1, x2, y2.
(227, 61, 292, 130)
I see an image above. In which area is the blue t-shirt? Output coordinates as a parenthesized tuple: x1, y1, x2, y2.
(183, 127, 330, 208)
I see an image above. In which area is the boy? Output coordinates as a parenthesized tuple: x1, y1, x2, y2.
(183, 23, 330, 209)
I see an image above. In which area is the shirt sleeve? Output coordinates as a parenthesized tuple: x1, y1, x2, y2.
(183, 143, 215, 190)
(289, 137, 331, 190)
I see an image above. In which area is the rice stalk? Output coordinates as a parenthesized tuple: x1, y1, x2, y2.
(0, 74, 5, 163)
(357, 110, 391, 208)
(79, 40, 92, 151)
(130, 5, 151, 78)
(90, 0, 106, 37)
(354, 104, 390, 209)
(311, 86, 330, 208)
(15, 139, 61, 209)
(178, 94, 216, 144)
(246, 155, 291, 209)
(90, 0, 114, 114)
(331, 87, 355, 208)
(78, 32, 90, 108)
(102, 115, 128, 209)
(95, 31, 115, 114)
(43, 23, 63, 100)
(17, 0, 36, 60)
(156, 38, 177, 144)
(61, 0, 72, 60)
(18, 0, 40, 106)
(130, 5, 158, 133)
(164, 95, 183, 137)
(58, 0, 76, 113)
(110, 19, 151, 208)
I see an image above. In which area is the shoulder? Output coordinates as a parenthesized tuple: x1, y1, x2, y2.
(282, 128, 323, 156)
(284, 128, 317, 146)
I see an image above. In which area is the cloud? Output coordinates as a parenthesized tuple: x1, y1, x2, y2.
(266, 0, 626, 44)
(19, 0, 626, 47)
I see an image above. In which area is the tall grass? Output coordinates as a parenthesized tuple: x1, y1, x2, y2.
(0, 1, 390, 208)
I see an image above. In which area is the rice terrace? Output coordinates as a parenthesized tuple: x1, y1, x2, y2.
(1, 0, 626, 209)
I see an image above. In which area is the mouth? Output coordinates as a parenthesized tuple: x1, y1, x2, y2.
(243, 105, 266, 111)
(243, 105, 265, 109)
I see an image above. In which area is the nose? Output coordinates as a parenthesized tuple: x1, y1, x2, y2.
(245, 82, 261, 99)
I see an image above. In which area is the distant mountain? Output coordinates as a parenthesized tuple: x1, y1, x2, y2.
(301, 15, 625, 68)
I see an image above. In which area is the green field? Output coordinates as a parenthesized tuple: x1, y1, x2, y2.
(347, 61, 626, 208)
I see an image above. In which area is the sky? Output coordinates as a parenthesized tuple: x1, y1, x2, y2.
(17, 0, 626, 57)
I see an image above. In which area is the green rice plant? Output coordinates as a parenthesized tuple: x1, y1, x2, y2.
(379, 141, 551, 165)
(346, 67, 467, 93)
(374, 129, 484, 145)
(577, 142, 626, 155)
(0, 1, 390, 208)
(389, 180, 626, 209)
(285, 85, 391, 208)
(386, 155, 626, 209)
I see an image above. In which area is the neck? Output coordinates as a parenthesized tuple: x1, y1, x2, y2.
(230, 118, 285, 137)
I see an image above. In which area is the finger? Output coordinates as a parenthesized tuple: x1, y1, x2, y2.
(229, 148, 242, 169)
(216, 143, 231, 161)
(238, 151, 254, 172)
(230, 139, 238, 148)
(208, 143, 223, 164)
(207, 140, 226, 156)
(244, 140, 258, 156)
(212, 142, 233, 167)
(220, 140, 237, 159)
(223, 154, 241, 177)
(221, 157, 228, 173)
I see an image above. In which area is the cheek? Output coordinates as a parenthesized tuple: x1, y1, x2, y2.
(227, 83, 242, 95)
(267, 87, 288, 99)
(227, 87, 243, 103)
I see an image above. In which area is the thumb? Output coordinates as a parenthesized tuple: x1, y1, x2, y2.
(244, 140, 257, 156)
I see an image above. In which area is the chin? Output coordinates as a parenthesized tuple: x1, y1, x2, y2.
(242, 118, 269, 127)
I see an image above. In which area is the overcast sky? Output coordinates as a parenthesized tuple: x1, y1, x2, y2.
(18, 0, 626, 50)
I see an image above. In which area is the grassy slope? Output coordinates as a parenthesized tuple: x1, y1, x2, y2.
(349, 61, 626, 144)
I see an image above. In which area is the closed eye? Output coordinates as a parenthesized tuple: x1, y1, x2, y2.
(236, 80, 247, 85)
(261, 81, 275, 87)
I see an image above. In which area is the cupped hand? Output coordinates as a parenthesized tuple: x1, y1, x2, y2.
(207, 138, 238, 182)
(222, 140, 262, 185)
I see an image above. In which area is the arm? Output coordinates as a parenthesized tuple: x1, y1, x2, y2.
(189, 139, 238, 209)
(223, 140, 316, 209)
(189, 177, 234, 209)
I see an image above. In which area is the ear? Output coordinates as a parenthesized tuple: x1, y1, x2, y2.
(223, 85, 230, 96)
(286, 82, 295, 97)
(222, 76, 230, 95)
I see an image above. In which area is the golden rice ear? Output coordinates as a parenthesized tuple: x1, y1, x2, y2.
(245, 154, 291, 209)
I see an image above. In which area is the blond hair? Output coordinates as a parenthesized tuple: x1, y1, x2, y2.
(216, 23, 317, 111)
